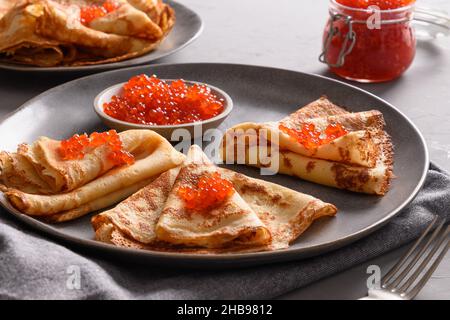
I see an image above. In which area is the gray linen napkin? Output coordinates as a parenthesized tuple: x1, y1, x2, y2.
(0, 162, 449, 300)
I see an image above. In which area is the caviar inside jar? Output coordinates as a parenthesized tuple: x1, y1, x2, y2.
(177, 172, 235, 211)
(323, 0, 416, 82)
(103, 75, 226, 126)
(59, 130, 134, 166)
(336, 0, 414, 10)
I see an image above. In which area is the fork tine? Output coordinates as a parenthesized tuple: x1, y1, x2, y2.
(399, 225, 450, 294)
(406, 229, 449, 299)
(382, 216, 439, 286)
(386, 220, 446, 290)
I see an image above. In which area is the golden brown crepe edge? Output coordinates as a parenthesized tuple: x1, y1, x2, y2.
(92, 159, 337, 253)
(95, 222, 272, 254)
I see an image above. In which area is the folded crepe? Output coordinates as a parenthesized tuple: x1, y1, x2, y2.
(0, 0, 175, 67)
(0, 129, 185, 221)
(127, 0, 171, 27)
(92, 145, 337, 252)
(0, 0, 76, 67)
(0, 0, 15, 18)
(222, 97, 394, 195)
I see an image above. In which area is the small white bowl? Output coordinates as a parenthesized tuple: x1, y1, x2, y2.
(94, 80, 233, 140)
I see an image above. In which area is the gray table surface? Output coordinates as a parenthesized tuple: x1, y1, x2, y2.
(0, 0, 448, 300)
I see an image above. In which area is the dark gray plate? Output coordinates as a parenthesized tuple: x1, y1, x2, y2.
(0, 63, 429, 268)
(0, 1, 202, 73)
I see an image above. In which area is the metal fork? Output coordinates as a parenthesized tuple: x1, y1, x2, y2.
(360, 216, 450, 300)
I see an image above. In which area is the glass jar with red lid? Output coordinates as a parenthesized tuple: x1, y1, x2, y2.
(320, 0, 416, 83)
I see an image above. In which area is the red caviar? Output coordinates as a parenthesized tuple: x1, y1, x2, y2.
(59, 130, 134, 166)
(80, 0, 119, 25)
(324, 0, 416, 82)
(103, 75, 225, 126)
(60, 134, 90, 160)
(177, 172, 235, 211)
(336, 0, 415, 10)
(279, 123, 348, 149)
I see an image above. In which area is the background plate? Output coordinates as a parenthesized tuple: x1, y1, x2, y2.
(0, 1, 202, 73)
(0, 63, 429, 268)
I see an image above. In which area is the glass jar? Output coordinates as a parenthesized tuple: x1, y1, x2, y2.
(320, 0, 416, 83)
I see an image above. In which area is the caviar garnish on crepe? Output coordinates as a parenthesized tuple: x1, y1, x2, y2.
(176, 172, 235, 211)
(278, 122, 348, 150)
(59, 130, 134, 166)
(0, 129, 184, 222)
(0, 0, 175, 67)
(222, 97, 394, 195)
(92, 145, 337, 252)
(79, 0, 119, 25)
(155, 147, 272, 249)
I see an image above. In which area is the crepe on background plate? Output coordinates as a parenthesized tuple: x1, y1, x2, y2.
(0, 129, 185, 222)
(221, 97, 394, 195)
(0, 0, 175, 67)
(92, 145, 337, 253)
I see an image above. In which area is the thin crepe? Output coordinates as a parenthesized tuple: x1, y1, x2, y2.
(92, 145, 337, 252)
(36, 0, 158, 60)
(44, 177, 156, 223)
(0, 0, 175, 67)
(0, 0, 76, 67)
(222, 97, 394, 195)
(155, 146, 272, 249)
(0, 130, 185, 218)
(87, 1, 163, 40)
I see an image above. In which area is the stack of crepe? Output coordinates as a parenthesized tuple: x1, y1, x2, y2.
(0, 0, 175, 67)
(0, 130, 185, 222)
(221, 97, 394, 195)
(92, 145, 337, 252)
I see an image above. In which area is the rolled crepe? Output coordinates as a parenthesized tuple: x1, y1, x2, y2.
(1, 130, 178, 194)
(44, 177, 156, 223)
(0, 152, 52, 194)
(92, 145, 337, 251)
(221, 97, 394, 195)
(1, 130, 185, 217)
(16, 137, 118, 193)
